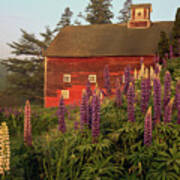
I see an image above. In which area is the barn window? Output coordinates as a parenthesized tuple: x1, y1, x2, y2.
(88, 75, 96, 83)
(63, 74, 71, 83)
(61, 90, 69, 99)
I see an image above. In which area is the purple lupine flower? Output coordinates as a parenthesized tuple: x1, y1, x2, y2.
(164, 98, 174, 124)
(141, 78, 148, 113)
(124, 65, 131, 94)
(86, 96, 92, 129)
(103, 65, 111, 96)
(163, 71, 171, 108)
(169, 45, 174, 59)
(144, 107, 152, 146)
(58, 96, 66, 133)
(153, 77, 161, 124)
(24, 100, 32, 146)
(74, 121, 79, 130)
(127, 83, 135, 122)
(92, 94, 100, 143)
(86, 80, 92, 99)
(154, 63, 160, 75)
(115, 78, 122, 107)
(80, 91, 88, 130)
(177, 92, 180, 124)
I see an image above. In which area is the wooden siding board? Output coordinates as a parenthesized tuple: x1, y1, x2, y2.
(45, 56, 154, 107)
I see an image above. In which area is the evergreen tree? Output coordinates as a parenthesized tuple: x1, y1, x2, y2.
(172, 8, 180, 56)
(54, 7, 73, 32)
(85, 0, 114, 24)
(1, 27, 54, 105)
(157, 31, 170, 59)
(118, 0, 132, 23)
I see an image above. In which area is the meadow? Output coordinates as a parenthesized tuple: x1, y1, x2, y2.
(0, 57, 180, 180)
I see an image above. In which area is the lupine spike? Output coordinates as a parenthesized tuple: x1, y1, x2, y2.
(153, 77, 161, 124)
(127, 83, 135, 122)
(124, 65, 131, 94)
(24, 100, 32, 146)
(0, 122, 10, 174)
(164, 97, 174, 124)
(92, 94, 100, 143)
(141, 78, 147, 113)
(144, 107, 152, 146)
(103, 65, 111, 96)
(86, 80, 92, 99)
(163, 71, 171, 108)
(58, 96, 66, 133)
(86, 96, 92, 129)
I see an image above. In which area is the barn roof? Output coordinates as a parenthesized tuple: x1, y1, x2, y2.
(45, 21, 174, 57)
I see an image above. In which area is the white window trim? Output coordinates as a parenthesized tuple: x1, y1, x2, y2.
(61, 90, 69, 99)
(88, 74, 97, 83)
(63, 74, 71, 83)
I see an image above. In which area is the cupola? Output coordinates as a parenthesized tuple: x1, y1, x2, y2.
(128, 4, 152, 29)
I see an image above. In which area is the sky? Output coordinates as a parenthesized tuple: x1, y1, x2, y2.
(0, 0, 180, 58)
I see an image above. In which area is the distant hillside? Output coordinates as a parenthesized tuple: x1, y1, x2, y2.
(0, 62, 7, 90)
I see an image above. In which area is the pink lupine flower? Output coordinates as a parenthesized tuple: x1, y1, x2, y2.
(24, 100, 32, 146)
(127, 83, 135, 122)
(164, 98, 174, 124)
(163, 71, 171, 108)
(153, 77, 161, 124)
(144, 107, 152, 146)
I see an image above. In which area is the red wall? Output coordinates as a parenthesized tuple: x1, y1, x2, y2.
(44, 56, 154, 107)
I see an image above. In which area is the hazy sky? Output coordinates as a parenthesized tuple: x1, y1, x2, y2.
(0, 0, 180, 58)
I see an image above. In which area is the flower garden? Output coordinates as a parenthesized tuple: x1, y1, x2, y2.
(0, 57, 180, 180)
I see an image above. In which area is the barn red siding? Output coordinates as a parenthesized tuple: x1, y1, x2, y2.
(44, 56, 154, 107)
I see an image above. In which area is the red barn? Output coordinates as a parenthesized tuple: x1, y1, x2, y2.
(44, 3, 173, 107)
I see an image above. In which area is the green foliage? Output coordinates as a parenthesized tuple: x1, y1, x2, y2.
(0, 63, 7, 90)
(158, 31, 170, 59)
(165, 57, 180, 81)
(172, 8, 180, 56)
(1, 27, 54, 105)
(54, 7, 73, 32)
(118, 0, 132, 23)
(84, 0, 114, 24)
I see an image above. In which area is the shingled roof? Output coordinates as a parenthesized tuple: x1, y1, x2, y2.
(45, 22, 174, 57)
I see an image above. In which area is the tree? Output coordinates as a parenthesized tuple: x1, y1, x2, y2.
(118, 0, 132, 23)
(54, 7, 73, 32)
(172, 8, 180, 56)
(84, 0, 114, 24)
(157, 31, 170, 59)
(1, 27, 54, 105)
